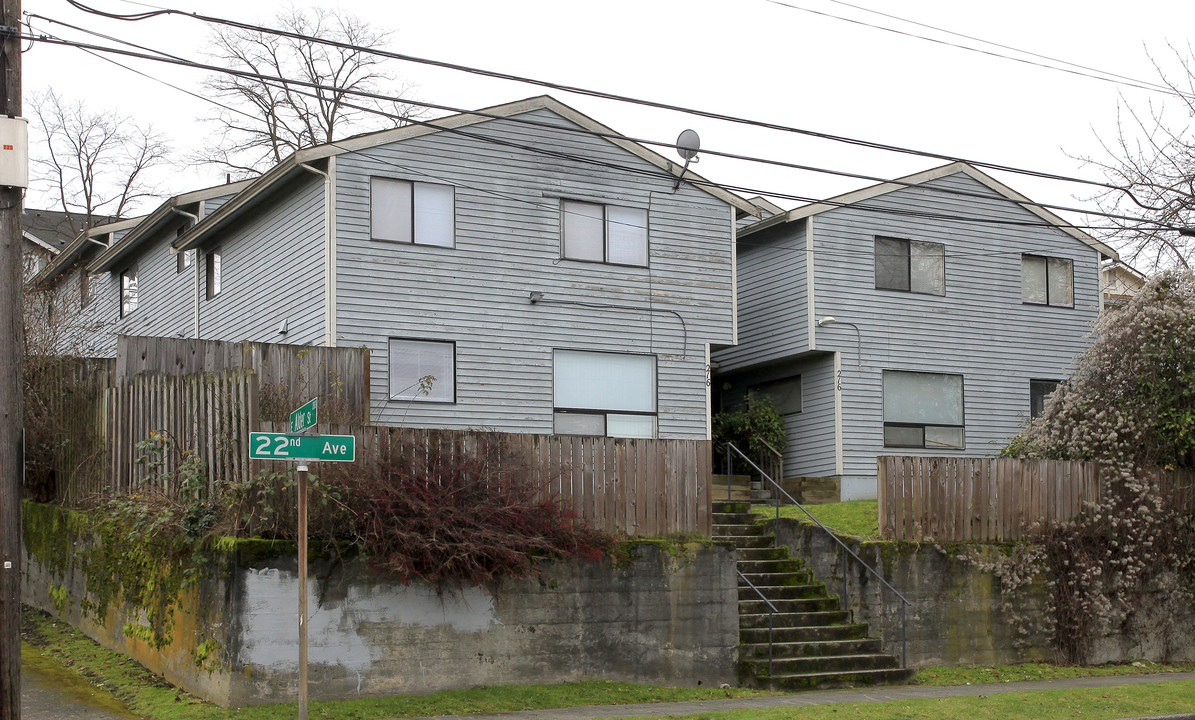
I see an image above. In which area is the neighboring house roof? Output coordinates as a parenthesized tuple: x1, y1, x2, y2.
(745, 196, 785, 218)
(1101, 259, 1147, 306)
(739, 161, 1120, 261)
(88, 179, 254, 274)
(22, 208, 103, 252)
(174, 95, 761, 253)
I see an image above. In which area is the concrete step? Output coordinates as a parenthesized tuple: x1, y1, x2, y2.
(714, 533, 776, 549)
(712, 501, 752, 514)
(738, 573, 820, 590)
(738, 584, 829, 601)
(735, 547, 790, 562)
(756, 667, 917, 691)
(748, 653, 900, 677)
(712, 511, 758, 525)
(741, 638, 883, 660)
(737, 558, 805, 575)
(711, 523, 767, 538)
(738, 596, 841, 615)
(740, 610, 852, 629)
(741, 623, 872, 644)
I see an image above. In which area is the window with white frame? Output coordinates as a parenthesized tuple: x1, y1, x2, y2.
(1030, 379, 1060, 418)
(883, 370, 964, 449)
(206, 248, 222, 300)
(371, 177, 455, 248)
(119, 267, 138, 318)
(875, 237, 945, 295)
(389, 338, 455, 403)
(1022, 254, 1073, 307)
(553, 349, 656, 438)
(561, 200, 648, 266)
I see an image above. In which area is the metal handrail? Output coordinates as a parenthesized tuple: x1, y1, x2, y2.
(726, 441, 910, 668)
(737, 569, 777, 678)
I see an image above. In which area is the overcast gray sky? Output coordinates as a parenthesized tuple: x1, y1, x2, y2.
(23, 0, 1195, 246)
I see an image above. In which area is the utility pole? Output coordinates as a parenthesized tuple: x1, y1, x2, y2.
(0, 0, 23, 718)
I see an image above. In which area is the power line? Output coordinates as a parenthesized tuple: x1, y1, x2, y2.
(21, 20, 1180, 235)
(58, 0, 1169, 213)
(819, 0, 1184, 96)
(764, 0, 1189, 99)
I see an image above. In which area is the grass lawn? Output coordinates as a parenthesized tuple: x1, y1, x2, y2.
(753, 500, 879, 539)
(611, 680, 1195, 720)
(915, 661, 1195, 686)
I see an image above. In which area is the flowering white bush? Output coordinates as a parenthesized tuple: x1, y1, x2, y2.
(1002, 270, 1195, 662)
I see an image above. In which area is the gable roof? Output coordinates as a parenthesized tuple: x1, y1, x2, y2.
(22, 209, 109, 251)
(740, 162, 1119, 260)
(175, 95, 759, 252)
(34, 215, 145, 286)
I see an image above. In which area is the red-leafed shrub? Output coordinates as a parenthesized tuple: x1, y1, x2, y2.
(321, 434, 614, 590)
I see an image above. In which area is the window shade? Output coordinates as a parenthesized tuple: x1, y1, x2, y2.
(562, 201, 604, 261)
(1022, 255, 1048, 303)
(910, 241, 945, 295)
(414, 183, 455, 247)
(390, 339, 454, 402)
(883, 371, 963, 425)
(1047, 257, 1073, 306)
(371, 177, 413, 243)
(875, 237, 909, 291)
(606, 206, 647, 265)
(553, 350, 655, 412)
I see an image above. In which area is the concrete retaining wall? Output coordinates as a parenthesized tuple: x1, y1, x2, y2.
(774, 517, 1195, 667)
(23, 532, 739, 706)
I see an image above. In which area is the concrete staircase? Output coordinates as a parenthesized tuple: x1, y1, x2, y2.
(713, 501, 915, 691)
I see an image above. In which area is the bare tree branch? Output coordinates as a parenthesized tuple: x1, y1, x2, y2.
(196, 7, 421, 177)
(30, 90, 172, 236)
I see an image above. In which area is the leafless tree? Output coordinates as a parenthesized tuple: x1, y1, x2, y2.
(1080, 43, 1195, 271)
(30, 90, 172, 237)
(199, 7, 419, 177)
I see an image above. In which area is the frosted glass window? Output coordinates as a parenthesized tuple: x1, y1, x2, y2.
(390, 339, 455, 402)
(606, 206, 648, 266)
(883, 370, 964, 449)
(1022, 255, 1048, 304)
(606, 414, 657, 439)
(875, 237, 944, 295)
(562, 201, 605, 262)
(414, 182, 455, 248)
(910, 241, 945, 295)
(562, 200, 648, 266)
(554, 412, 605, 436)
(554, 350, 655, 413)
(371, 177, 412, 243)
(1047, 257, 1073, 306)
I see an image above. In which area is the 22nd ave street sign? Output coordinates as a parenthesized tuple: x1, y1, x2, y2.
(250, 432, 356, 462)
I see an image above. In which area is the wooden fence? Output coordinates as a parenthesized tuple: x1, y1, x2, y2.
(254, 422, 713, 537)
(117, 336, 369, 423)
(878, 456, 1195, 542)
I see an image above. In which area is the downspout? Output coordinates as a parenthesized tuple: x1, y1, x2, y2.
(172, 206, 202, 338)
(299, 161, 336, 347)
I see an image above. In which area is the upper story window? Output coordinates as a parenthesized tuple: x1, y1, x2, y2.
(79, 269, 93, 310)
(1030, 379, 1060, 418)
(119, 267, 138, 318)
(206, 248, 222, 300)
(1022, 254, 1073, 307)
(875, 237, 945, 295)
(882, 370, 964, 450)
(553, 349, 656, 438)
(177, 249, 195, 274)
(389, 338, 455, 403)
(371, 177, 455, 248)
(561, 200, 648, 267)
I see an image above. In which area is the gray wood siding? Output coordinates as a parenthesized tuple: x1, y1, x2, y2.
(333, 108, 735, 438)
(713, 221, 808, 371)
(811, 172, 1101, 499)
(111, 222, 195, 343)
(198, 176, 325, 346)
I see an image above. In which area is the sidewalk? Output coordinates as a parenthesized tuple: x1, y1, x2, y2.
(403, 672, 1195, 720)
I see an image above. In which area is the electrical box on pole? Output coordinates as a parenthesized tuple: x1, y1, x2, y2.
(0, 116, 27, 188)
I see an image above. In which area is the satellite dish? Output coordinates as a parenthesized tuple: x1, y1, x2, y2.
(676, 129, 701, 161)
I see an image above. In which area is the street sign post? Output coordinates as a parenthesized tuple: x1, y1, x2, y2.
(249, 432, 355, 462)
(289, 397, 318, 434)
(253, 401, 354, 720)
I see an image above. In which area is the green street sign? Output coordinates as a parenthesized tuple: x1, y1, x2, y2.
(290, 398, 318, 434)
(250, 432, 355, 462)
